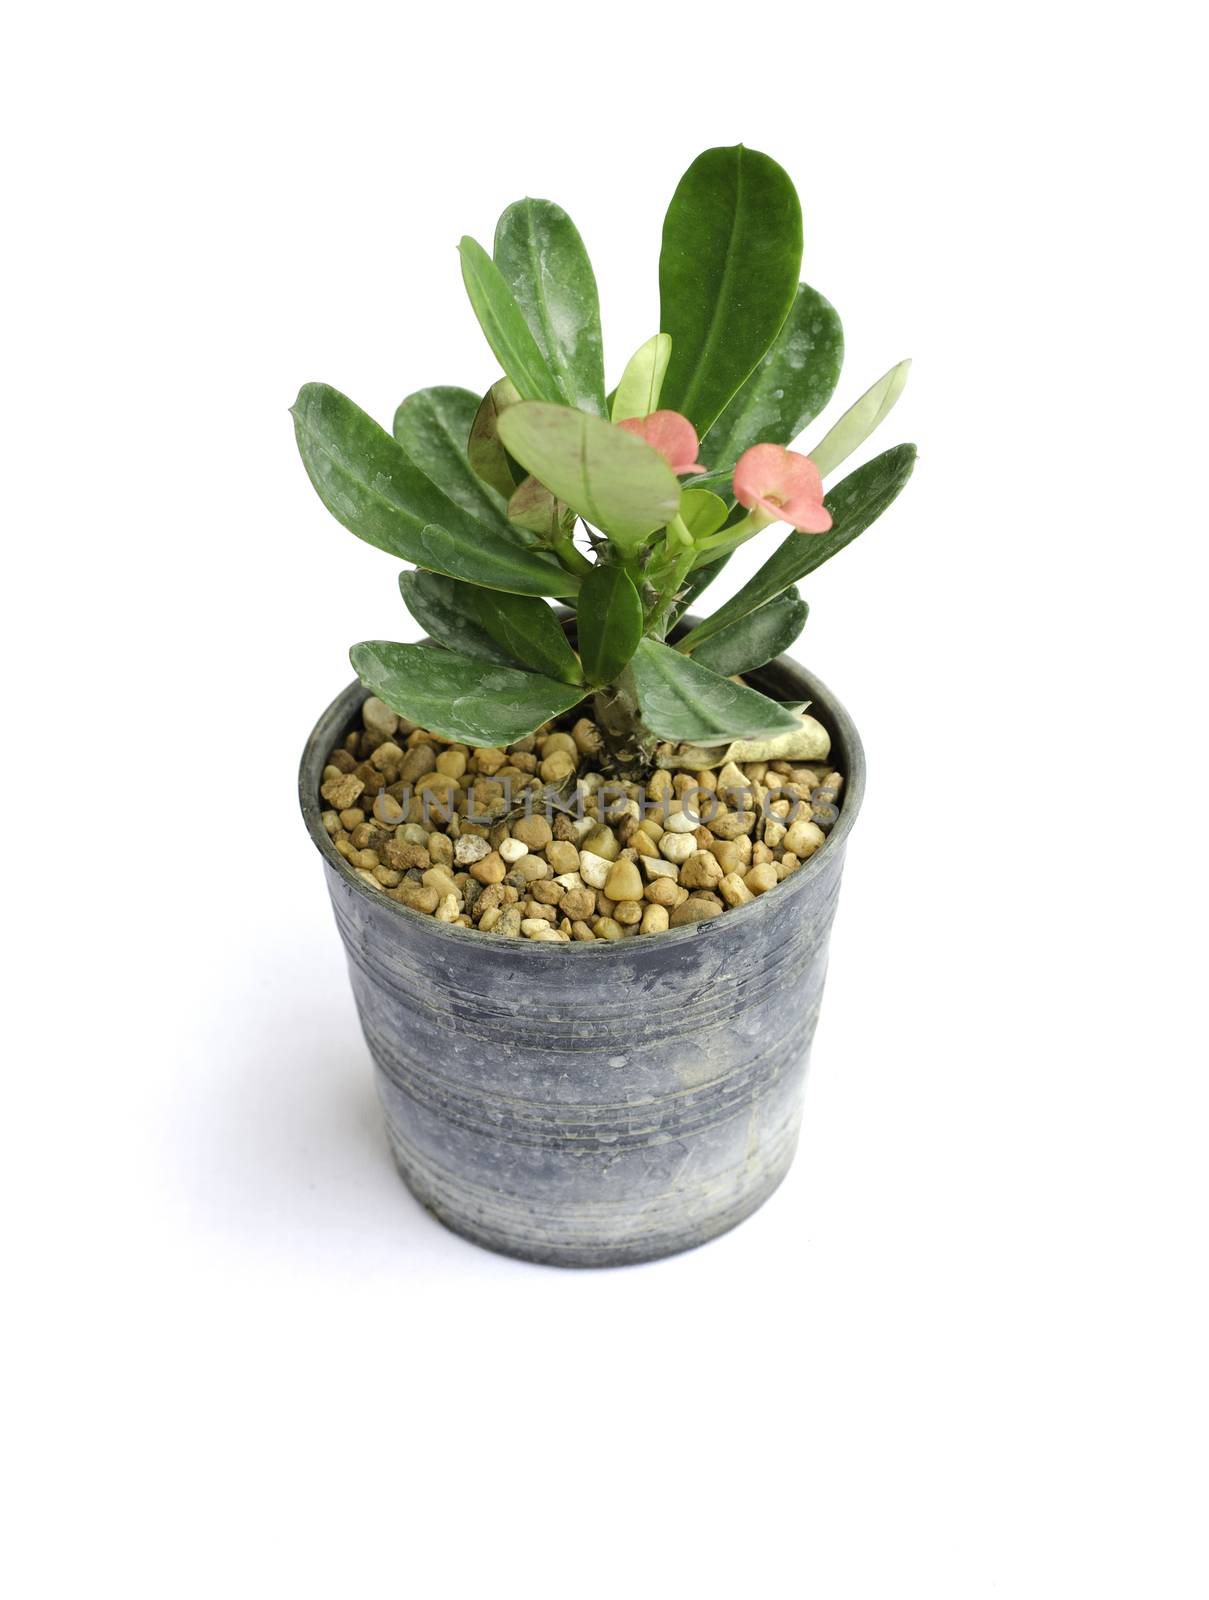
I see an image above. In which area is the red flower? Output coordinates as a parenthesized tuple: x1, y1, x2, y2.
(617, 410, 706, 474)
(733, 443, 831, 533)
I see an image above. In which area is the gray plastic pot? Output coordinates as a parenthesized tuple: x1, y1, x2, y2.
(299, 643, 864, 1267)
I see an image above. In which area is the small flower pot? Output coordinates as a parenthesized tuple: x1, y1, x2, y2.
(298, 641, 864, 1267)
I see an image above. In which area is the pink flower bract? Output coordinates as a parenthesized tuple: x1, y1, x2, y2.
(617, 410, 706, 474)
(733, 443, 832, 533)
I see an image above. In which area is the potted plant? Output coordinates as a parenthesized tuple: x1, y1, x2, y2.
(294, 144, 915, 1266)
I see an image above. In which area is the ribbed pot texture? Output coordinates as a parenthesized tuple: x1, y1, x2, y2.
(299, 644, 864, 1267)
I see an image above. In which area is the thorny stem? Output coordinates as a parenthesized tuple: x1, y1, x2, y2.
(591, 667, 660, 778)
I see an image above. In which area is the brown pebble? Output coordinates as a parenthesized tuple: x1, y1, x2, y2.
(545, 841, 580, 875)
(393, 882, 440, 914)
(604, 858, 643, 901)
(469, 851, 506, 884)
(669, 897, 724, 927)
(511, 814, 553, 850)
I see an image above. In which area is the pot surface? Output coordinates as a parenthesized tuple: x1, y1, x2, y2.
(299, 646, 864, 1267)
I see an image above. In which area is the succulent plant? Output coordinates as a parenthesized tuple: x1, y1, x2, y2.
(292, 144, 915, 770)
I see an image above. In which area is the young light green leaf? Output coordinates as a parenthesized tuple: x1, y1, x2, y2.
(677, 444, 917, 651)
(508, 475, 564, 539)
(576, 564, 644, 686)
(351, 641, 586, 748)
(679, 487, 729, 541)
(497, 402, 681, 550)
(493, 199, 606, 416)
(611, 333, 673, 422)
(659, 145, 803, 435)
(467, 378, 525, 502)
(291, 383, 574, 595)
(808, 359, 911, 479)
(398, 570, 518, 666)
(471, 590, 583, 685)
(393, 386, 509, 529)
(459, 237, 564, 404)
(688, 588, 808, 678)
(629, 638, 802, 744)
(700, 284, 843, 478)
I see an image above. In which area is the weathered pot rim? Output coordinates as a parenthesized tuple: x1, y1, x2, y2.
(298, 641, 865, 956)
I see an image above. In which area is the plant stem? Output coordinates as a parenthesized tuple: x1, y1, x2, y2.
(552, 533, 593, 580)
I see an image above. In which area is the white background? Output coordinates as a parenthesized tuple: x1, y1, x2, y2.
(4, 3, 1206, 1595)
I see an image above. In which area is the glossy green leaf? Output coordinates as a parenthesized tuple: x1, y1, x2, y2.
(809, 360, 911, 479)
(497, 402, 681, 550)
(700, 284, 843, 477)
(459, 237, 563, 404)
(679, 487, 729, 541)
(689, 587, 808, 677)
(471, 590, 583, 685)
(292, 383, 574, 595)
(678, 444, 917, 651)
(351, 641, 586, 748)
(630, 638, 802, 744)
(576, 564, 644, 686)
(398, 570, 517, 666)
(659, 145, 802, 435)
(611, 333, 672, 423)
(493, 199, 606, 416)
(393, 386, 509, 530)
(467, 378, 525, 502)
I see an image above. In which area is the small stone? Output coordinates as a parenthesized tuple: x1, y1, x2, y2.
(498, 837, 529, 864)
(422, 865, 459, 898)
(577, 851, 612, 890)
(383, 839, 430, 871)
(613, 899, 643, 925)
(659, 833, 696, 865)
(539, 750, 577, 783)
(434, 894, 460, 923)
(511, 814, 553, 850)
(545, 841, 580, 875)
(572, 718, 603, 757)
(782, 819, 826, 858)
(663, 810, 699, 834)
(427, 831, 454, 866)
(630, 829, 658, 859)
(478, 907, 502, 932)
(709, 810, 757, 840)
(640, 903, 670, 935)
(571, 920, 596, 941)
(369, 740, 405, 773)
(530, 879, 564, 906)
(394, 882, 440, 914)
(338, 807, 365, 831)
(669, 896, 724, 927)
(495, 907, 523, 937)
(744, 863, 779, 895)
(321, 810, 341, 836)
(436, 750, 467, 779)
(593, 917, 624, 941)
(528, 927, 568, 942)
(399, 745, 437, 785)
(645, 877, 681, 907)
(561, 888, 596, 921)
(580, 824, 619, 860)
(320, 772, 364, 810)
(641, 856, 679, 881)
(469, 851, 506, 884)
(680, 851, 723, 890)
(521, 917, 553, 938)
(604, 858, 643, 901)
(514, 854, 550, 881)
(719, 872, 755, 907)
(454, 834, 491, 866)
(354, 868, 383, 890)
(362, 696, 398, 740)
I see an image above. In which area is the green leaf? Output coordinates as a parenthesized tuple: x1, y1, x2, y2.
(659, 145, 803, 435)
(576, 564, 644, 686)
(458, 237, 563, 404)
(809, 359, 911, 479)
(611, 333, 672, 422)
(467, 378, 525, 501)
(700, 284, 843, 477)
(393, 386, 509, 530)
(351, 641, 586, 748)
(398, 570, 517, 666)
(630, 638, 802, 743)
(677, 444, 917, 651)
(679, 487, 729, 541)
(471, 590, 583, 685)
(291, 384, 576, 597)
(493, 199, 606, 416)
(497, 402, 681, 550)
(689, 588, 808, 678)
